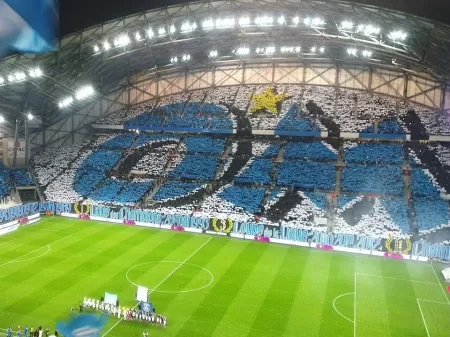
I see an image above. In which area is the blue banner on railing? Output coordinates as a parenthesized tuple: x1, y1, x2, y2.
(2, 201, 449, 261)
(0, 202, 71, 223)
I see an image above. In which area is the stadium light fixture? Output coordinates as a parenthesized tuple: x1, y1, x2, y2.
(135, 32, 142, 41)
(362, 50, 373, 58)
(0, 77, 4, 85)
(75, 85, 94, 100)
(58, 96, 73, 109)
(8, 75, 14, 83)
(388, 30, 407, 41)
(181, 21, 197, 33)
(319, 46, 325, 53)
(113, 34, 130, 47)
(27, 112, 33, 121)
(93, 45, 100, 53)
(158, 27, 166, 36)
(29, 68, 43, 78)
(266, 46, 276, 55)
(0, 116, 5, 123)
(340, 21, 353, 30)
(15, 72, 26, 81)
(238, 17, 250, 27)
(304, 17, 325, 27)
(169, 25, 176, 34)
(292, 16, 300, 25)
(103, 41, 111, 51)
(215, 17, 235, 28)
(255, 16, 273, 26)
(202, 18, 215, 30)
(170, 56, 178, 63)
(310, 46, 317, 53)
(356, 24, 380, 36)
(181, 54, 191, 62)
(347, 47, 358, 56)
(147, 29, 154, 38)
(278, 15, 285, 25)
(236, 47, 250, 56)
(209, 50, 218, 58)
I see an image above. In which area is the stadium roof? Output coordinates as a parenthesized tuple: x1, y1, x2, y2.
(1, 0, 450, 127)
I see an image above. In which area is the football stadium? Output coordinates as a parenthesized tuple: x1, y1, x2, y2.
(0, 0, 449, 336)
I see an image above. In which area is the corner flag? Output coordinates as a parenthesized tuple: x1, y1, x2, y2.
(0, 0, 58, 54)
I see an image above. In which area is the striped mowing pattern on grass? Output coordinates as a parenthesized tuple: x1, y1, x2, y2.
(0, 217, 448, 337)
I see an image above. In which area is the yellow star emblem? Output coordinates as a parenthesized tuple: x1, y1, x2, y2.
(250, 86, 288, 115)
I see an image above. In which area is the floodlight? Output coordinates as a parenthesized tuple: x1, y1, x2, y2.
(181, 21, 197, 32)
(238, 17, 250, 26)
(169, 25, 176, 34)
(15, 72, 26, 81)
(356, 24, 380, 36)
(319, 46, 325, 53)
(29, 68, 43, 78)
(362, 50, 372, 58)
(75, 85, 94, 100)
(310, 46, 317, 53)
(158, 27, 166, 36)
(340, 21, 353, 30)
(266, 46, 275, 55)
(294, 46, 301, 53)
(255, 16, 273, 26)
(170, 56, 178, 63)
(27, 113, 33, 120)
(93, 45, 100, 53)
(147, 29, 154, 38)
(278, 16, 285, 25)
(0, 116, 5, 123)
(103, 41, 111, 51)
(388, 30, 407, 41)
(0, 77, 4, 85)
(135, 32, 142, 41)
(236, 47, 250, 56)
(202, 19, 215, 29)
(216, 17, 235, 28)
(292, 16, 300, 25)
(181, 54, 191, 61)
(114, 34, 130, 47)
(209, 50, 218, 58)
(58, 96, 73, 109)
(8, 75, 14, 83)
(304, 17, 325, 27)
(347, 48, 358, 56)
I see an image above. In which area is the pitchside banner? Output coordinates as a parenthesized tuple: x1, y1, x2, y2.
(74, 203, 450, 260)
(0, 202, 71, 223)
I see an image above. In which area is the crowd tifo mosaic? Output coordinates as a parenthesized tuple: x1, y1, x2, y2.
(95, 84, 448, 138)
(29, 85, 450, 249)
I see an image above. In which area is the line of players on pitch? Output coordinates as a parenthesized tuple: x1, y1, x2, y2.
(6, 326, 57, 337)
(82, 298, 167, 327)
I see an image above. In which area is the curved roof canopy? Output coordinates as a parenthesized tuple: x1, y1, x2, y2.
(0, 0, 450, 124)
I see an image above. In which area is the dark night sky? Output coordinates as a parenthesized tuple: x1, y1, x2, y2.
(59, 0, 450, 36)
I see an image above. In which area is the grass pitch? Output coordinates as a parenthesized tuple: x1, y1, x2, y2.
(0, 217, 449, 337)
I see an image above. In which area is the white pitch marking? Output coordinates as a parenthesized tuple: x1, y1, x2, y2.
(0, 234, 71, 268)
(102, 237, 212, 337)
(430, 261, 450, 306)
(355, 273, 438, 285)
(417, 299, 431, 337)
(126, 261, 214, 293)
(417, 298, 450, 305)
(332, 292, 354, 323)
(354, 273, 357, 337)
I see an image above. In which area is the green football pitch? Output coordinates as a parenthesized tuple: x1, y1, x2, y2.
(0, 217, 449, 337)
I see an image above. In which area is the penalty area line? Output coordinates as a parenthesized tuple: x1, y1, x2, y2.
(101, 237, 212, 337)
(416, 299, 431, 337)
